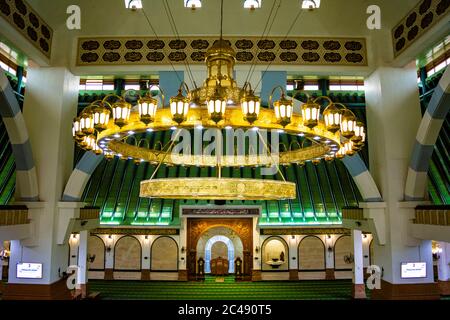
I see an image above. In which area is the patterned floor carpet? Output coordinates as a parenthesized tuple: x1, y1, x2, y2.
(88, 277, 368, 300)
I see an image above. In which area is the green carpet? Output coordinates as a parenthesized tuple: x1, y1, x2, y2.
(88, 277, 366, 300)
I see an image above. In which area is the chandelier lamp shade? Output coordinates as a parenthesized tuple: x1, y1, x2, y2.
(352, 121, 366, 145)
(138, 87, 163, 125)
(112, 100, 132, 128)
(322, 98, 342, 133)
(244, 0, 262, 9)
(80, 109, 95, 136)
(301, 97, 321, 129)
(344, 141, 356, 156)
(241, 82, 261, 124)
(185, 0, 202, 10)
(206, 84, 227, 124)
(335, 147, 346, 159)
(270, 86, 293, 128)
(340, 107, 357, 139)
(170, 82, 191, 125)
(91, 101, 112, 132)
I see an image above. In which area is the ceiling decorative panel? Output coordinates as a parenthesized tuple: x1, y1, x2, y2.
(76, 36, 367, 66)
(0, 0, 53, 58)
(392, 0, 450, 57)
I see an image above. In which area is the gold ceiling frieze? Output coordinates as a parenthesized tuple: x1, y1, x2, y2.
(92, 228, 180, 235)
(260, 227, 350, 235)
(77, 36, 367, 66)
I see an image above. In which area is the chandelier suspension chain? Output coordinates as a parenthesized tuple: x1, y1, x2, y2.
(220, 0, 224, 40)
(163, 0, 197, 89)
(254, 8, 304, 92)
(140, 5, 183, 85)
(256, 130, 286, 182)
(216, 128, 222, 179)
(243, 0, 281, 87)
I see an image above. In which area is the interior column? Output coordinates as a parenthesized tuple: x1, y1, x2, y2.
(352, 229, 366, 299)
(324, 235, 335, 280)
(4, 67, 79, 300)
(438, 242, 450, 295)
(365, 64, 439, 299)
(77, 230, 89, 298)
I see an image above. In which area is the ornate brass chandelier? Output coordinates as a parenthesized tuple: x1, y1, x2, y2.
(72, 0, 366, 201)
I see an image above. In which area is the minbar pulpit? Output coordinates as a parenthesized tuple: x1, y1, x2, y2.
(210, 257, 229, 276)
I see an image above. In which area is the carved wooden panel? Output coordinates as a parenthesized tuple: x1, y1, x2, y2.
(0, 0, 53, 58)
(187, 218, 253, 252)
(77, 36, 367, 66)
(392, 0, 450, 57)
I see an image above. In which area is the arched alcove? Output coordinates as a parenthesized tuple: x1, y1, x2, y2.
(204, 235, 235, 273)
(88, 235, 105, 270)
(114, 236, 141, 270)
(334, 235, 352, 270)
(261, 237, 289, 271)
(151, 236, 178, 271)
(298, 236, 326, 270)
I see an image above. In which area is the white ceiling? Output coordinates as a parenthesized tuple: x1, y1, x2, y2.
(28, 0, 419, 38)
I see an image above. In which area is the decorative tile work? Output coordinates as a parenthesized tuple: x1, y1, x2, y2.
(392, 0, 450, 57)
(93, 228, 180, 235)
(0, 0, 53, 58)
(77, 36, 367, 66)
(0, 205, 29, 225)
(260, 228, 350, 235)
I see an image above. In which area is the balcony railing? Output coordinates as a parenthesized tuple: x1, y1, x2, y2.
(342, 207, 365, 220)
(79, 207, 100, 220)
(0, 205, 29, 226)
(414, 206, 450, 226)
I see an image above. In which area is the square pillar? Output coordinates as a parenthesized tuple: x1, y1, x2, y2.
(352, 230, 366, 299)
(178, 217, 188, 281)
(438, 242, 450, 295)
(77, 230, 89, 298)
(324, 235, 335, 280)
(365, 65, 439, 299)
(141, 235, 151, 281)
(288, 235, 298, 280)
